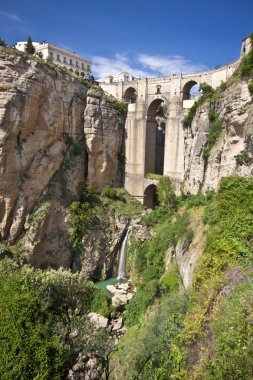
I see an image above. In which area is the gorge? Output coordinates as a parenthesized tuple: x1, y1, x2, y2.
(0, 35, 253, 379)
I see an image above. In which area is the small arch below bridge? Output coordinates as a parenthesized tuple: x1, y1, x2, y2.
(143, 184, 158, 209)
(124, 87, 137, 103)
(182, 80, 199, 100)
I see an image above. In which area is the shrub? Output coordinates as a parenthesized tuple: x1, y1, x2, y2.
(91, 288, 111, 317)
(0, 38, 7, 47)
(25, 35, 35, 55)
(182, 83, 214, 128)
(248, 81, 253, 95)
(204, 281, 253, 380)
(234, 150, 249, 166)
(68, 184, 97, 248)
(202, 114, 223, 169)
(0, 263, 110, 379)
(102, 186, 120, 200)
(156, 176, 178, 210)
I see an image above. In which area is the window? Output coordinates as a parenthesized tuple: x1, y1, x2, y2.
(76, 61, 79, 67)
(63, 56, 67, 63)
(70, 58, 73, 65)
(50, 52, 53, 58)
(57, 54, 60, 61)
(81, 63, 84, 69)
(87, 64, 90, 71)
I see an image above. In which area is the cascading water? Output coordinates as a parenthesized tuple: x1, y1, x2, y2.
(117, 228, 131, 280)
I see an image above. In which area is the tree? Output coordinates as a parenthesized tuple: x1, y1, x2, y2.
(0, 38, 7, 47)
(0, 260, 111, 379)
(25, 35, 35, 54)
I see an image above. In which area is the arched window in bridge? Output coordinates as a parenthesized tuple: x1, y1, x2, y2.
(156, 85, 161, 94)
(123, 87, 137, 103)
(182, 80, 199, 100)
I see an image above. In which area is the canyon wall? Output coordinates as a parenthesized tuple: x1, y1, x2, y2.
(0, 50, 124, 271)
(183, 78, 253, 193)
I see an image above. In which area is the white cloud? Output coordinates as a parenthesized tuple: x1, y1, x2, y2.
(0, 11, 22, 23)
(92, 52, 207, 79)
(137, 54, 207, 76)
(92, 53, 150, 79)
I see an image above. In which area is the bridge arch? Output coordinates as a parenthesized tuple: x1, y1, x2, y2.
(182, 80, 199, 100)
(124, 87, 137, 103)
(143, 184, 158, 209)
(145, 97, 168, 176)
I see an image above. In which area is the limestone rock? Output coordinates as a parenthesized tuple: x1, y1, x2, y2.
(68, 353, 103, 380)
(183, 80, 253, 194)
(0, 52, 124, 271)
(88, 312, 109, 329)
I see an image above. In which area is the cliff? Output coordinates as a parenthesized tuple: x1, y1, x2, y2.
(0, 50, 125, 271)
(183, 78, 253, 194)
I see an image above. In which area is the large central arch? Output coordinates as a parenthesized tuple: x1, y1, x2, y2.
(145, 98, 167, 175)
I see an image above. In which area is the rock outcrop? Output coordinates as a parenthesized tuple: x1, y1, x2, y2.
(183, 79, 253, 194)
(0, 50, 124, 271)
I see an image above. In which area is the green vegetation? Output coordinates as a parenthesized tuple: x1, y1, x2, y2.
(182, 83, 214, 128)
(204, 280, 253, 380)
(0, 37, 7, 47)
(144, 172, 163, 180)
(202, 112, 224, 169)
(102, 95, 127, 128)
(25, 35, 35, 55)
(68, 183, 97, 248)
(234, 149, 249, 166)
(239, 34, 253, 96)
(100, 186, 144, 218)
(248, 80, 253, 95)
(0, 262, 111, 379)
(112, 176, 253, 379)
(26, 201, 52, 232)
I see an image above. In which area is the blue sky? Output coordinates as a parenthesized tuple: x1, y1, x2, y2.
(0, 0, 252, 79)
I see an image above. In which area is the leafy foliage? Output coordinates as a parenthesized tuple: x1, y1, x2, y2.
(0, 37, 7, 47)
(126, 211, 192, 325)
(0, 262, 111, 379)
(234, 150, 249, 166)
(100, 187, 144, 218)
(156, 176, 178, 210)
(68, 183, 97, 248)
(202, 113, 224, 169)
(182, 83, 214, 128)
(25, 35, 35, 55)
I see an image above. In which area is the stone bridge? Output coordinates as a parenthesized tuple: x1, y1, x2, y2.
(100, 36, 250, 207)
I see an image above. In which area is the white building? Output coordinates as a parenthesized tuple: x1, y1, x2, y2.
(15, 41, 92, 78)
(98, 71, 137, 83)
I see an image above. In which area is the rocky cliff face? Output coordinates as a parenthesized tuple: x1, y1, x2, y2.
(0, 50, 124, 271)
(183, 79, 253, 194)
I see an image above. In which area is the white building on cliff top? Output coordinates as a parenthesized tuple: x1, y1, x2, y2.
(15, 41, 92, 78)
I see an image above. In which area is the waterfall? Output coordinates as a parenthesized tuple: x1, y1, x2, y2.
(117, 228, 131, 280)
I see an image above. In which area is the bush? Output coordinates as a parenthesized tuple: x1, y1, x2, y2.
(0, 38, 7, 47)
(0, 262, 111, 379)
(182, 83, 214, 128)
(25, 35, 35, 55)
(125, 280, 159, 326)
(248, 81, 253, 95)
(91, 288, 111, 317)
(156, 176, 178, 210)
(234, 150, 249, 166)
(102, 186, 120, 200)
(202, 114, 223, 169)
(68, 184, 97, 248)
(204, 281, 253, 380)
